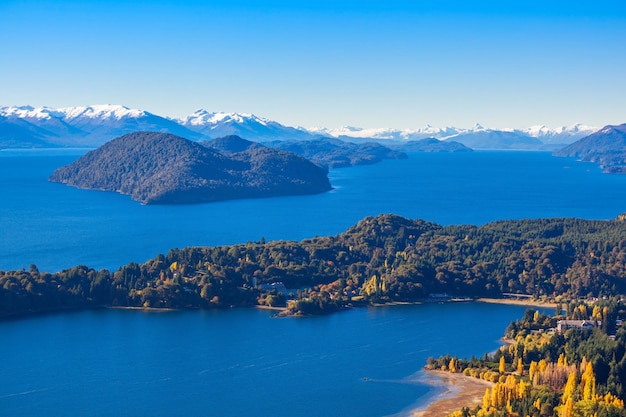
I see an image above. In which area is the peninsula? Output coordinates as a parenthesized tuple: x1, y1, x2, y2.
(554, 123, 626, 174)
(2, 213, 626, 318)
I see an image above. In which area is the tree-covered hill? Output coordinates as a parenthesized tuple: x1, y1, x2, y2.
(394, 137, 472, 153)
(2, 214, 626, 317)
(265, 137, 408, 169)
(49, 132, 332, 204)
(555, 124, 626, 174)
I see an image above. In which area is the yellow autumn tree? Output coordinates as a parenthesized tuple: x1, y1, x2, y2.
(602, 392, 625, 408)
(449, 357, 457, 373)
(592, 305, 602, 320)
(562, 396, 574, 417)
(362, 275, 378, 296)
(517, 379, 530, 400)
(483, 387, 491, 410)
(580, 362, 596, 401)
(529, 360, 538, 383)
(562, 370, 577, 404)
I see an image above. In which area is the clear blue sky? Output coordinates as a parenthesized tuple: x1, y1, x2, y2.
(2, 0, 625, 129)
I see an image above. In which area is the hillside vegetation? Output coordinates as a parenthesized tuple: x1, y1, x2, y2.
(2, 214, 626, 317)
(555, 124, 626, 174)
(429, 300, 626, 417)
(49, 132, 331, 204)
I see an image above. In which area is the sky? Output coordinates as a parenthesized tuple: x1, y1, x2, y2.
(1, 0, 625, 130)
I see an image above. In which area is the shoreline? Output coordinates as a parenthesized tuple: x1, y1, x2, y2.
(255, 305, 287, 311)
(0, 297, 556, 321)
(410, 370, 493, 417)
(477, 297, 558, 309)
(108, 305, 180, 313)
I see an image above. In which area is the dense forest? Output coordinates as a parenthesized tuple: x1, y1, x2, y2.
(428, 299, 626, 416)
(264, 137, 408, 169)
(49, 132, 331, 204)
(2, 214, 626, 317)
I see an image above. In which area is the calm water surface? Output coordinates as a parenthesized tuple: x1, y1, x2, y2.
(0, 302, 547, 417)
(1, 150, 625, 272)
(0, 150, 620, 416)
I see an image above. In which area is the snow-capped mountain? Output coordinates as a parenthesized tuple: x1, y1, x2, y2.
(520, 124, 598, 144)
(179, 109, 318, 142)
(0, 103, 604, 150)
(311, 123, 598, 149)
(1, 104, 146, 121)
(308, 125, 469, 141)
(0, 104, 205, 147)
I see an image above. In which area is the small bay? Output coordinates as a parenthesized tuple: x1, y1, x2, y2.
(0, 302, 548, 417)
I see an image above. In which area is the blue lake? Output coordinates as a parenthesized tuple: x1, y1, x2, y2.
(0, 149, 623, 416)
(1, 150, 625, 273)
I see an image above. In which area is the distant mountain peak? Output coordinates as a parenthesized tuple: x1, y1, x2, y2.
(59, 104, 147, 120)
(0, 104, 147, 121)
(179, 109, 316, 142)
(181, 110, 270, 127)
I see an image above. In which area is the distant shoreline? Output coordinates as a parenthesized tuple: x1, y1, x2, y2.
(108, 306, 179, 313)
(410, 370, 493, 417)
(0, 297, 558, 321)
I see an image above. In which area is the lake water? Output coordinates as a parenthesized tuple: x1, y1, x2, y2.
(0, 302, 548, 417)
(1, 150, 625, 273)
(0, 150, 623, 416)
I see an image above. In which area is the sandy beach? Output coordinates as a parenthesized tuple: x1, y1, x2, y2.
(411, 371, 493, 417)
(477, 297, 558, 309)
(255, 304, 287, 311)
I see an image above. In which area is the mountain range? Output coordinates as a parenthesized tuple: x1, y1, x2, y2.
(309, 123, 597, 148)
(0, 104, 603, 150)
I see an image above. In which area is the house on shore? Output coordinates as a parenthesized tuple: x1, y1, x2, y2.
(257, 282, 288, 294)
(556, 319, 598, 333)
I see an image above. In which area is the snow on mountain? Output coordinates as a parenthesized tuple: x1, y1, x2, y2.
(181, 109, 268, 127)
(0, 103, 604, 150)
(310, 122, 599, 149)
(0, 104, 204, 147)
(308, 125, 470, 141)
(519, 124, 598, 144)
(60, 104, 147, 121)
(0, 104, 146, 121)
(179, 109, 318, 142)
(0, 105, 61, 120)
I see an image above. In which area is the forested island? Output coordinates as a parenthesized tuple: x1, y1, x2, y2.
(2, 213, 626, 318)
(49, 132, 332, 204)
